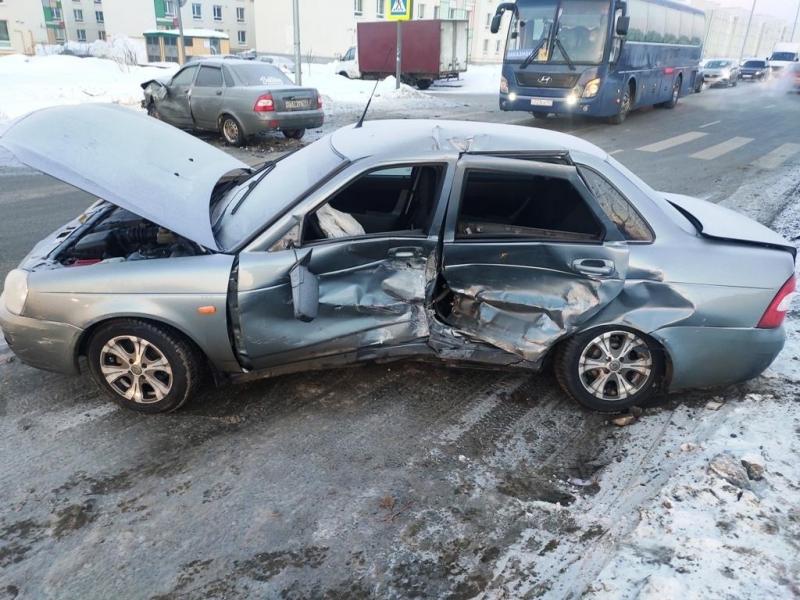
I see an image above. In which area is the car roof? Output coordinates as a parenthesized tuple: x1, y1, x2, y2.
(329, 120, 608, 161)
(185, 57, 258, 67)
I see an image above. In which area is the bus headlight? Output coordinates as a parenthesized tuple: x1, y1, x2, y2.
(3, 269, 29, 316)
(500, 76, 509, 94)
(582, 78, 602, 98)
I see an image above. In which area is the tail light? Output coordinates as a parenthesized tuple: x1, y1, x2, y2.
(253, 94, 275, 112)
(317, 95, 323, 109)
(757, 274, 796, 329)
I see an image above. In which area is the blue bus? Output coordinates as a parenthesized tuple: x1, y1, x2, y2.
(491, 0, 705, 123)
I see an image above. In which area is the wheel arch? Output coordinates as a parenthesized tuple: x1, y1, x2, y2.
(218, 111, 248, 138)
(626, 76, 638, 104)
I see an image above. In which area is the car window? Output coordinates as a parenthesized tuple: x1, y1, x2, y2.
(578, 167, 653, 242)
(230, 63, 292, 86)
(222, 65, 235, 87)
(303, 165, 443, 243)
(195, 65, 223, 87)
(171, 65, 198, 86)
(456, 170, 602, 242)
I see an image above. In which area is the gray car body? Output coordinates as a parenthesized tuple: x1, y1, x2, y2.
(141, 58, 324, 138)
(703, 60, 740, 87)
(0, 106, 795, 395)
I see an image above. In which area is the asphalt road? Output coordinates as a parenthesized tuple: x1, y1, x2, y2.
(1, 84, 799, 599)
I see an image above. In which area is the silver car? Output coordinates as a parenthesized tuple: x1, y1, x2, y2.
(0, 105, 795, 414)
(703, 59, 740, 87)
(141, 58, 324, 145)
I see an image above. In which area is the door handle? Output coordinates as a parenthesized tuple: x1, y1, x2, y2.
(388, 246, 423, 259)
(216, 90, 223, 95)
(572, 258, 615, 276)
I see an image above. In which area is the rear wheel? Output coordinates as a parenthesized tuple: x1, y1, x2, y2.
(416, 79, 433, 90)
(282, 128, 306, 140)
(555, 327, 665, 412)
(220, 115, 245, 146)
(87, 319, 204, 413)
(661, 75, 682, 109)
(609, 82, 634, 124)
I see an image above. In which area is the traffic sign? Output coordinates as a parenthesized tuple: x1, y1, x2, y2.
(387, 0, 413, 21)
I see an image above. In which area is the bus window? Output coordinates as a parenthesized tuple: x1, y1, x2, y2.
(692, 14, 705, 46)
(664, 6, 680, 43)
(679, 11, 693, 45)
(627, 0, 647, 42)
(505, 0, 557, 62)
(647, 4, 666, 43)
(552, 0, 611, 65)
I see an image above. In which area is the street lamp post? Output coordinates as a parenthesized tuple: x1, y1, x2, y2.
(176, 0, 187, 64)
(292, 0, 302, 85)
(738, 0, 757, 63)
(791, 0, 800, 42)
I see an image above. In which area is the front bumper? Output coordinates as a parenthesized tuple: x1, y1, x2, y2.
(652, 325, 785, 391)
(499, 91, 602, 116)
(704, 75, 732, 86)
(0, 296, 83, 375)
(245, 109, 325, 135)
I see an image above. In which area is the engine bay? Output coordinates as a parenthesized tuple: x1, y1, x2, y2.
(57, 206, 205, 266)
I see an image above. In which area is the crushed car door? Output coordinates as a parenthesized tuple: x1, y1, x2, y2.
(190, 65, 225, 130)
(434, 155, 629, 363)
(235, 163, 449, 370)
(157, 65, 197, 128)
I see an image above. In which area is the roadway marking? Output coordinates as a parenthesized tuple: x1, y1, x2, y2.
(690, 136, 754, 160)
(609, 149, 624, 155)
(699, 120, 721, 128)
(764, 104, 777, 109)
(637, 131, 707, 153)
(751, 143, 800, 170)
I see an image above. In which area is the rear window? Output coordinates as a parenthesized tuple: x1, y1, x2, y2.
(743, 60, 766, 68)
(230, 63, 292, 86)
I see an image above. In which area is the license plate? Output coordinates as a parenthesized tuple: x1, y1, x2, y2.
(742, 74, 752, 78)
(285, 99, 311, 110)
(531, 98, 554, 107)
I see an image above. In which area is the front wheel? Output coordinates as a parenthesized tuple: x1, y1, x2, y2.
(87, 319, 205, 413)
(608, 85, 633, 124)
(282, 128, 306, 140)
(554, 327, 665, 412)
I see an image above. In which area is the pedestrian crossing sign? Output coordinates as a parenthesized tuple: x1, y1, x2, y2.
(387, 0, 413, 21)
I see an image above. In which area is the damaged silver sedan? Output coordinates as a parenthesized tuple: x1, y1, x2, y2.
(0, 105, 796, 413)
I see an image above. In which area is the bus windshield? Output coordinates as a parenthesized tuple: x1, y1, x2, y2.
(506, 0, 610, 65)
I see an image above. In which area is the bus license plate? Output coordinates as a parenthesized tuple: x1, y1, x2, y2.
(531, 99, 554, 107)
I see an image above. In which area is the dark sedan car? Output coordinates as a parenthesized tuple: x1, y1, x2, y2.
(141, 58, 324, 145)
(739, 59, 770, 82)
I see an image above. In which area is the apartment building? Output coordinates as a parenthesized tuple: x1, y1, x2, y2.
(153, 0, 254, 51)
(62, 0, 107, 43)
(0, 0, 49, 54)
(253, 0, 509, 63)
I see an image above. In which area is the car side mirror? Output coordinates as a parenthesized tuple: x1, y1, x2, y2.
(289, 251, 319, 322)
(490, 14, 503, 34)
(615, 16, 630, 36)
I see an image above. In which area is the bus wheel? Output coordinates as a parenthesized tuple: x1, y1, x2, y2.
(661, 76, 682, 109)
(608, 83, 633, 125)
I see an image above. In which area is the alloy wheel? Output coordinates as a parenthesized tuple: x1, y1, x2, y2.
(578, 330, 653, 401)
(223, 119, 240, 144)
(100, 335, 173, 403)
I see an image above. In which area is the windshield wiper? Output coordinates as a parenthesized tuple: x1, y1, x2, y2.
(553, 37, 576, 71)
(230, 162, 276, 216)
(520, 26, 552, 70)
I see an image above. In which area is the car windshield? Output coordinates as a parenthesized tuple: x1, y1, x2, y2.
(771, 52, 797, 62)
(706, 60, 730, 68)
(229, 63, 292, 86)
(506, 0, 610, 65)
(743, 60, 765, 68)
(213, 138, 346, 251)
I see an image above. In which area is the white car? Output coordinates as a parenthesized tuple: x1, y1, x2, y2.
(333, 46, 360, 79)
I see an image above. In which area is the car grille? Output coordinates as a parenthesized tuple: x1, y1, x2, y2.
(515, 71, 579, 89)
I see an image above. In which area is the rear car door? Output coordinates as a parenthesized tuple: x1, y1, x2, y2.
(189, 64, 225, 129)
(235, 162, 451, 370)
(435, 155, 629, 362)
(158, 65, 198, 127)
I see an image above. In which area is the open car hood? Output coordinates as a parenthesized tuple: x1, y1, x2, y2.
(664, 193, 796, 258)
(0, 104, 248, 251)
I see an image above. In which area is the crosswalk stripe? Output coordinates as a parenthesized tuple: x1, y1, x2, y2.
(690, 137, 754, 160)
(637, 131, 707, 153)
(751, 143, 800, 170)
(699, 120, 721, 128)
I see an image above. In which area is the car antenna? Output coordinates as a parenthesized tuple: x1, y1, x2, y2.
(355, 79, 381, 129)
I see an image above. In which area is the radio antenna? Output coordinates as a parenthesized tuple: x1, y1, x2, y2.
(355, 78, 381, 129)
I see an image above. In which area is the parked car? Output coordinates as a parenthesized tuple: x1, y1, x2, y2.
(1, 106, 795, 414)
(703, 59, 740, 87)
(333, 46, 360, 79)
(739, 59, 770, 82)
(141, 58, 323, 145)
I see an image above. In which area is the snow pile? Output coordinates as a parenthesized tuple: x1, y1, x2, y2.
(428, 63, 503, 94)
(586, 393, 800, 599)
(0, 54, 177, 123)
(36, 37, 147, 65)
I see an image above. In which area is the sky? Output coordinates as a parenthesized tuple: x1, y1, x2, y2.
(703, 0, 800, 22)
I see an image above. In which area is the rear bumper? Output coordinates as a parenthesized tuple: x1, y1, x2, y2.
(652, 325, 785, 391)
(243, 109, 325, 135)
(0, 298, 83, 375)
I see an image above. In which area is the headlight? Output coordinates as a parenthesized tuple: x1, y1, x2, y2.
(500, 75, 509, 94)
(582, 78, 601, 98)
(721, 69, 731, 78)
(3, 269, 29, 316)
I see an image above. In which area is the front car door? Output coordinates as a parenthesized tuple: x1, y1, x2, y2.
(157, 64, 198, 128)
(234, 160, 454, 370)
(190, 64, 225, 130)
(433, 155, 629, 364)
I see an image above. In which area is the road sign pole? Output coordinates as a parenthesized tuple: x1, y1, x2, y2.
(176, 0, 186, 64)
(396, 20, 402, 89)
(292, 0, 302, 85)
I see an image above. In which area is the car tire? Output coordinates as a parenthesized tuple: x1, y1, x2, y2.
(554, 326, 665, 413)
(87, 319, 205, 414)
(608, 82, 633, 125)
(282, 128, 306, 140)
(338, 71, 350, 78)
(220, 115, 246, 147)
(416, 79, 433, 90)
